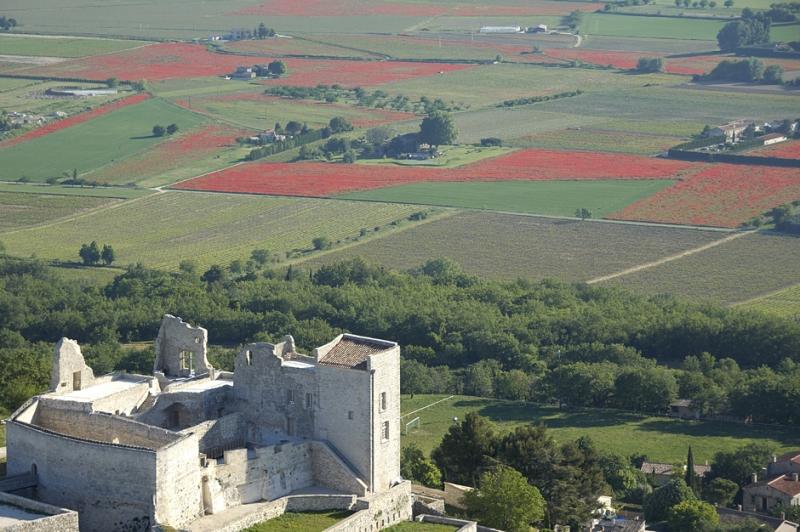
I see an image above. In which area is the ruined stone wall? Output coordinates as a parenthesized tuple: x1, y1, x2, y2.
(83, 378, 151, 416)
(0, 492, 79, 532)
(154, 315, 211, 378)
(187, 413, 246, 454)
(325, 481, 413, 532)
(6, 421, 158, 532)
(311, 441, 368, 497)
(49, 338, 94, 394)
(33, 404, 180, 450)
(207, 441, 313, 508)
(315, 364, 372, 487)
(154, 434, 204, 528)
(135, 384, 231, 431)
(368, 346, 402, 492)
(233, 343, 316, 440)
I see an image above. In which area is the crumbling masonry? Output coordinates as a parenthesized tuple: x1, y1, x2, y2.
(4, 315, 411, 531)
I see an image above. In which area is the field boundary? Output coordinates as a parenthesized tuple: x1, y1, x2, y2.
(731, 281, 800, 308)
(401, 395, 455, 419)
(587, 230, 753, 284)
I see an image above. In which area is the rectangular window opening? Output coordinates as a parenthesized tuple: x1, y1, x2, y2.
(382, 420, 390, 441)
(380, 392, 387, 412)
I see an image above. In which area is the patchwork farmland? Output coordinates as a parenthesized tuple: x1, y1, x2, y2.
(0, 0, 798, 336)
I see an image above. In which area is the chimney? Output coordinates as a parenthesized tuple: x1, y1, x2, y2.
(792, 473, 799, 482)
(737, 504, 743, 512)
(782, 512, 786, 521)
(752, 473, 758, 483)
(773, 455, 778, 463)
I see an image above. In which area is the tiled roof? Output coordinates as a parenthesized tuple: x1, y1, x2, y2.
(777, 451, 800, 464)
(768, 475, 800, 497)
(318, 336, 392, 370)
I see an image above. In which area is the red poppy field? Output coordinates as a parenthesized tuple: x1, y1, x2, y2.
(231, 0, 599, 17)
(88, 124, 251, 184)
(609, 164, 800, 228)
(542, 49, 706, 75)
(18, 43, 473, 86)
(172, 148, 694, 197)
(0, 93, 150, 148)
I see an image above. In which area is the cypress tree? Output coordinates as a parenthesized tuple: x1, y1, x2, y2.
(685, 446, 697, 493)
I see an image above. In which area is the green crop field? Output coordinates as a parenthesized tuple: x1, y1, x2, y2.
(0, 182, 152, 199)
(244, 511, 353, 532)
(0, 191, 428, 270)
(181, 92, 412, 131)
(0, 35, 147, 57)
(382, 64, 674, 108)
(580, 13, 726, 40)
(581, 35, 717, 53)
(339, 180, 675, 217)
(531, 85, 800, 125)
(303, 211, 726, 282)
(0, 81, 122, 116)
(0, 191, 118, 231)
(772, 24, 800, 43)
(0, 0, 422, 38)
(739, 284, 800, 319)
(603, 231, 800, 304)
(400, 395, 800, 463)
(513, 128, 678, 154)
(453, 107, 603, 144)
(0, 97, 207, 181)
(0, 78, 39, 93)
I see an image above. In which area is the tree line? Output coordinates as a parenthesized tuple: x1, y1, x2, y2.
(0, 255, 799, 423)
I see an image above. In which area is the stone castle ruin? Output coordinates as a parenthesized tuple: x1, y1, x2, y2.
(3, 315, 410, 531)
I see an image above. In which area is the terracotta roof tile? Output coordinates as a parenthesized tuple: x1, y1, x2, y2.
(768, 475, 800, 497)
(319, 337, 392, 370)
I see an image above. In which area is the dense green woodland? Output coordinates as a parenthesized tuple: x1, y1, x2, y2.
(0, 256, 798, 424)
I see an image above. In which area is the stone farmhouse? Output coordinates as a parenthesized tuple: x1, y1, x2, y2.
(3, 315, 411, 531)
(743, 453, 800, 514)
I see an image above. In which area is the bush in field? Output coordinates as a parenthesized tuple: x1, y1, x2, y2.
(636, 57, 664, 73)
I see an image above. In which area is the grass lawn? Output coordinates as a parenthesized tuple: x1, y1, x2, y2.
(580, 13, 726, 40)
(400, 395, 800, 464)
(739, 283, 800, 320)
(0, 191, 119, 231)
(0, 191, 428, 270)
(0, 98, 207, 181)
(0, 182, 152, 199)
(0, 35, 147, 57)
(303, 211, 725, 282)
(243, 511, 352, 532)
(338, 180, 675, 217)
(603, 231, 800, 304)
(357, 146, 513, 169)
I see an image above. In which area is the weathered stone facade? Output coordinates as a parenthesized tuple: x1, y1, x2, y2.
(4, 315, 405, 532)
